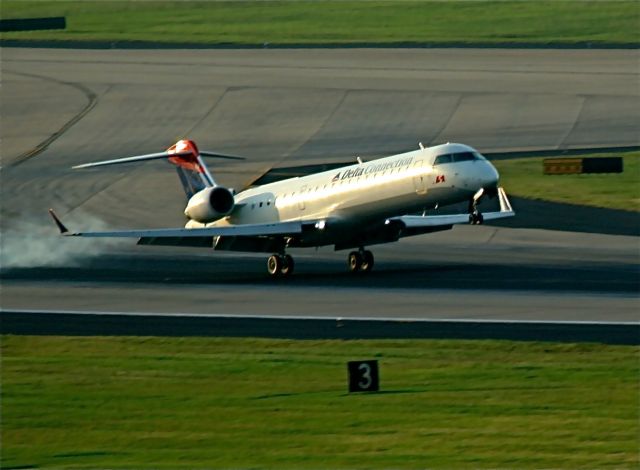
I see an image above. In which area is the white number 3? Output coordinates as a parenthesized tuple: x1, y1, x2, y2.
(358, 363, 372, 389)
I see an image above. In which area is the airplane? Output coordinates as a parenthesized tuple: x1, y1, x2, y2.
(49, 139, 515, 277)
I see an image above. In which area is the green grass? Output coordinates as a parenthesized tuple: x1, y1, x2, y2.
(1, 1, 638, 46)
(2, 335, 639, 469)
(493, 152, 640, 211)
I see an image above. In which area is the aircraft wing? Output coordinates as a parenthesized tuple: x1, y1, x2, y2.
(48, 209, 302, 238)
(388, 187, 515, 228)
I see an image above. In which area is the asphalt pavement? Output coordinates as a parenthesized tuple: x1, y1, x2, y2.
(1, 47, 638, 334)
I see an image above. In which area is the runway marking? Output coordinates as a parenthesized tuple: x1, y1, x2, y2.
(1, 308, 637, 326)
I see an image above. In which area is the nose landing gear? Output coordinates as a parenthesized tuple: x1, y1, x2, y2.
(469, 211, 484, 225)
(468, 188, 485, 225)
(348, 249, 374, 273)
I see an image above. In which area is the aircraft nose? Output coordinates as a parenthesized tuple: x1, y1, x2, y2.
(488, 163, 500, 186)
(485, 161, 500, 189)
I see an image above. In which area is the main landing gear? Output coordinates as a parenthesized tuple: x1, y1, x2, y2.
(267, 253, 294, 277)
(348, 249, 374, 273)
(266, 248, 375, 277)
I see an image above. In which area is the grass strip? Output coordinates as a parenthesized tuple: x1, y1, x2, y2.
(493, 151, 640, 211)
(2, 335, 639, 469)
(1, 1, 638, 47)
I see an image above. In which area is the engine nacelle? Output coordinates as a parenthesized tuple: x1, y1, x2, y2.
(184, 186, 235, 223)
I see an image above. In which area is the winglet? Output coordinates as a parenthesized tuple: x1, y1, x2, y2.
(48, 209, 69, 234)
(497, 187, 514, 214)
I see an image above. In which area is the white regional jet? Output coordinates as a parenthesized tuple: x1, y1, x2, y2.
(50, 139, 514, 277)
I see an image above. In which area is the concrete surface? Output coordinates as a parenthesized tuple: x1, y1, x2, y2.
(1, 47, 638, 326)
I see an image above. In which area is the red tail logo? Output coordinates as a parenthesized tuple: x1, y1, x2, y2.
(167, 139, 203, 173)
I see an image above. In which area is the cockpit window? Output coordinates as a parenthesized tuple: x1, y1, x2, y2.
(434, 151, 485, 165)
(452, 152, 476, 162)
(433, 154, 452, 165)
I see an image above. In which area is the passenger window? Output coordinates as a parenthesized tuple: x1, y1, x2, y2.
(434, 154, 452, 165)
(259, 202, 263, 207)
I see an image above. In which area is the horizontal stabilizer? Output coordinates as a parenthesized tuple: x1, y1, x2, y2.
(72, 150, 246, 169)
(199, 151, 245, 160)
(72, 140, 245, 170)
(70, 140, 248, 198)
(72, 151, 187, 169)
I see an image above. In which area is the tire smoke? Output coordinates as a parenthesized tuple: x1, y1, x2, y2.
(0, 211, 125, 270)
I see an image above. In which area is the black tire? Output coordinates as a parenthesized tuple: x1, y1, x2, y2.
(348, 251, 362, 272)
(267, 254, 282, 277)
(361, 250, 374, 272)
(281, 254, 295, 276)
(469, 212, 483, 225)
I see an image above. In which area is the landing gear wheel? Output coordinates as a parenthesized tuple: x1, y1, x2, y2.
(348, 251, 363, 273)
(267, 254, 295, 277)
(281, 254, 295, 276)
(267, 254, 283, 277)
(361, 250, 374, 272)
(348, 250, 374, 273)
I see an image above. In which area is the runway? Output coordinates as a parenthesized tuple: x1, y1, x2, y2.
(1, 47, 638, 332)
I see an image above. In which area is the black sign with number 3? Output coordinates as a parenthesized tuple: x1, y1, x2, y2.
(347, 360, 379, 393)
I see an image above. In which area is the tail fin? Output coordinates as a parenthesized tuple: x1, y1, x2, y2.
(72, 139, 245, 199)
(166, 140, 214, 198)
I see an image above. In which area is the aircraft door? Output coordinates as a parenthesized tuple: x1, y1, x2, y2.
(412, 160, 427, 195)
(298, 185, 307, 210)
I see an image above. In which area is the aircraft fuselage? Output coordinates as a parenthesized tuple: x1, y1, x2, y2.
(193, 143, 499, 248)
